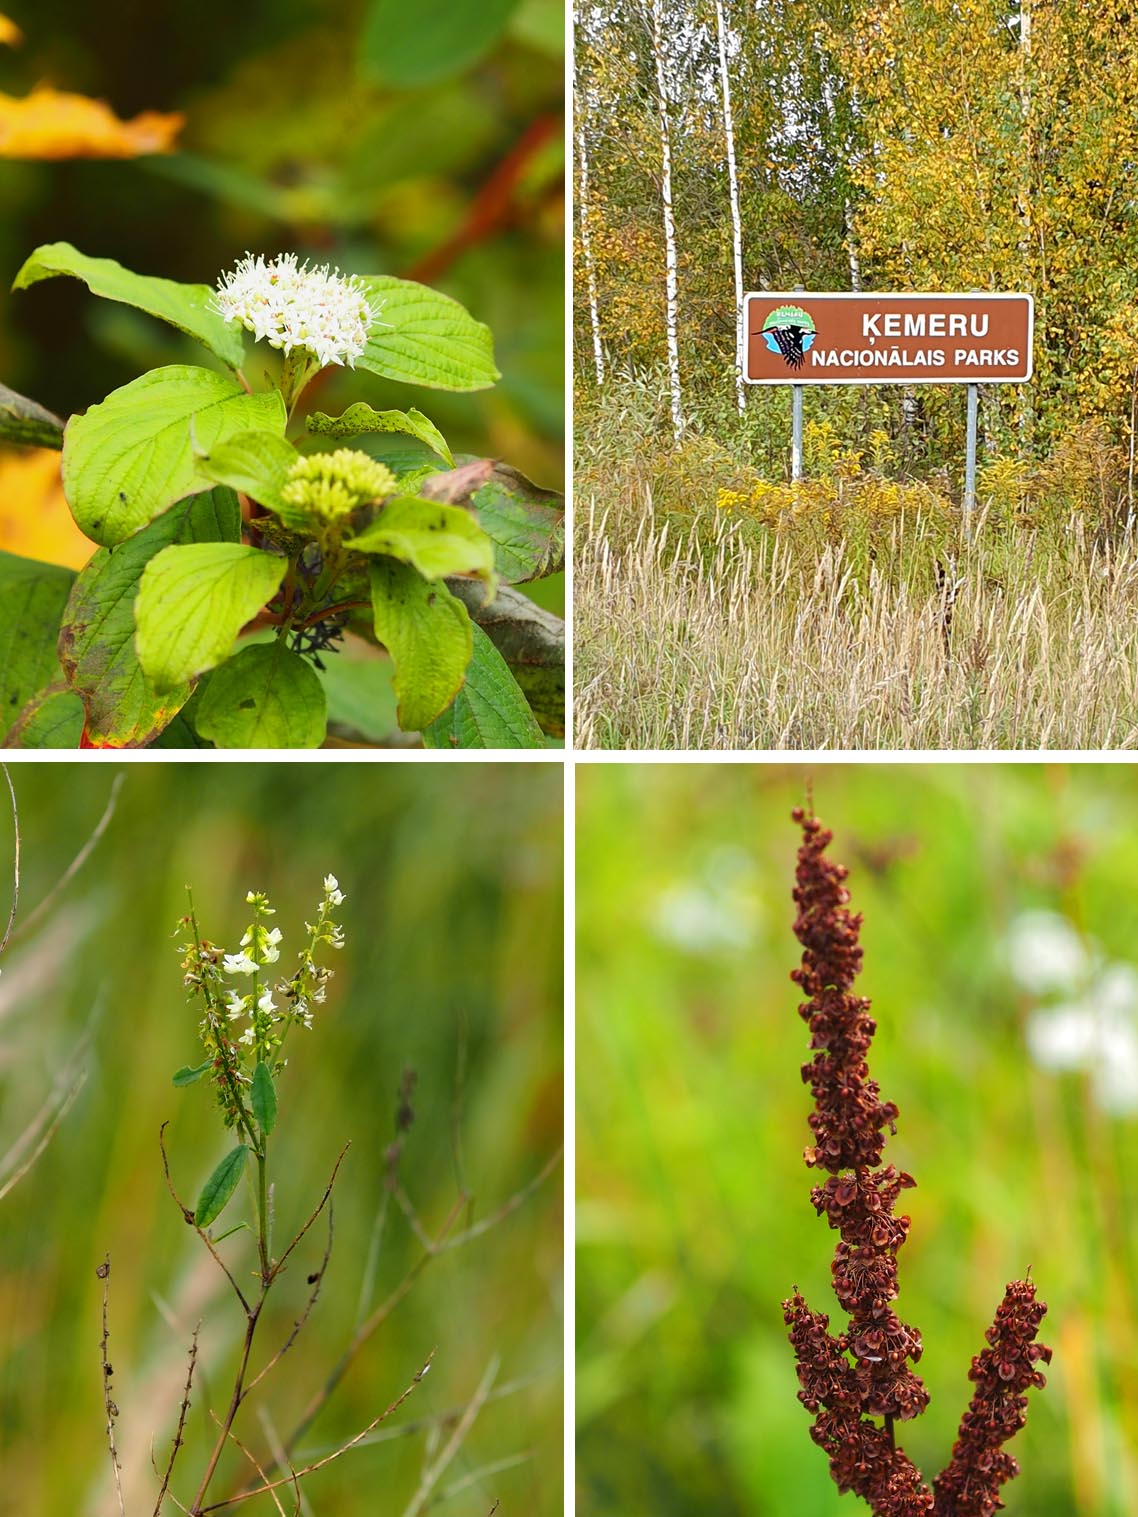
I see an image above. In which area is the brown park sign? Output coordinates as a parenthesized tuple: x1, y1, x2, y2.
(743, 292, 1033, 385)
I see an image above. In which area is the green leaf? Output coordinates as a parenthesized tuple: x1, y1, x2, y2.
(370, 560, 473, 731)
(359, 0, 521, 85)
(471, 466, 564, 583)
(194, 1144, 248, 1228)
(358, 277, 499, 392)
(2, 686, 84, 749)
(346, 497, 495, 581)
(59, 488, 240, 746)
(307, 403, 453, 466)
(194, 643, 327, 749)
(192, 429, 300, 524)
(0, 553, 76, 734)
(0, 383, 64, 449)
(173, 1060, 213, 1087)
(63, 366, 286, 546)
(251, 1061, 278, 1135)
(422, 623, 543, 749)
(12, 242, 246, 369)
(135, 543, 286, 692)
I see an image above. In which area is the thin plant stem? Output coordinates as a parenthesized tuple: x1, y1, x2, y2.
(0, 762, 19, 956)
(399, 1354, 499, 1517)
(153, 1323, 201, 1516)
(200, 1353, 436, 1512)
(98, 1254, 126, 1517)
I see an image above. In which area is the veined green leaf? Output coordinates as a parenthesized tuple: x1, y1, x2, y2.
(59, 488, 240, 747)
(63, 366, 286, 546)
(0, 554, 75, 737)
(194, 643, 326, 749)
(346, 496, 495, 582)
(193, 429, 300, 524)
(12, 242, 246, 369)
(358, 277, 498, 392)
(422, 623, 543, 749)
(471, 466, 564, 583)
(134, 543, 286, 692)
(194, 1144, 248, 1228)
(251, 1061, 278, 1135)
(370, 560, 473, 731)
(307, 404, 453, 466)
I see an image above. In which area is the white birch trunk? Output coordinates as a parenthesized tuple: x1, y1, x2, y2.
(576, 111, 606, 388)
(714, 0, 745, 414)
(649, 0, 684, 443)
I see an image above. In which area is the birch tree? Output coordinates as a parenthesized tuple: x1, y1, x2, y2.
(574, 10, 607, 388)
(645, 0, 685, 441)
(713, 0, 745, 413)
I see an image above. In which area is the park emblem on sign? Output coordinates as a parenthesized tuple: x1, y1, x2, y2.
(743, 293, 1033, 385)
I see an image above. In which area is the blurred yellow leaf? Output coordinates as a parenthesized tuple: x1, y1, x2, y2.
(0, 448, 93, 570)
(0, 14, 22, 46)
(0, 88, 183, 158)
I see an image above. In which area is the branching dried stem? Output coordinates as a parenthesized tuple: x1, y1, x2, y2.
(200, 1351, 436, 1512)
(783, 810, 1051, 1517)
(399, 1354, 499, 1517)
(159, 1123, 251, 1313)
(98, 1254, 127, 1517)
(153, 1323, 201, 1516)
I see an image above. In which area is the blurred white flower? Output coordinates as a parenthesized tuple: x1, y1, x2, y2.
(1026, 969, 1138, 1115)
(650, 846, 760, 953)
(1006, 910, 1088, 995)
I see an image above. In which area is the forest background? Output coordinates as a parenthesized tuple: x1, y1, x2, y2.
(573, 1, 1138, 748)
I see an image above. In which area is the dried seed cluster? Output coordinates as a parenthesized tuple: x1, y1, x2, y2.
(782, 810, 1050, 1517)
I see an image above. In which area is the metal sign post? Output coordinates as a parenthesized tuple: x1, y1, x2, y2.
(964, 383, 978, 522)
(791, 385, 803, 483)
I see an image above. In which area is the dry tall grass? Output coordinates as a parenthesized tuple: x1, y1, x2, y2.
(575, 493, 1138, 750)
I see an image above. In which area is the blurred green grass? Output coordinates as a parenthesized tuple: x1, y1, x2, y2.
(0, 760, 562, 1516)
(576, 763, 1138, 1517)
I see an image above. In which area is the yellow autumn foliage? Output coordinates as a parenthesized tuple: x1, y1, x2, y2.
(0, 13, 22, 46)
(0, 448, 94, 570)
(0, 87, 182, 158)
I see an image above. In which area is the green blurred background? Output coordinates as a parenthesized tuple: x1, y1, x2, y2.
(0, 759, 562, 1515)
(577, 763, 1138, 1517)
(0, 0, 563, 609)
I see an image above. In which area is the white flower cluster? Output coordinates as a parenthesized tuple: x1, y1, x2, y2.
(213, 253, 379, 370)
(220, 877, 346, 1049)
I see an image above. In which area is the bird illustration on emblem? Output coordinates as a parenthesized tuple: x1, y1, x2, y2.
(758, 304, 816, 369)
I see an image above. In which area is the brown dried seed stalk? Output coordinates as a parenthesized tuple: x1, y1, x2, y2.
(783, 810, 1050, 1517)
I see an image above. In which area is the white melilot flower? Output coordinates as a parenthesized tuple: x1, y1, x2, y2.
(225, 990, 248, 1021)
(323, 874, 345, 906)
(1006, 910, 1088, 996)
(239, 1026, 256, 1046)
(223, 952, 258, 976)
(261, 927, 283, 965)
(214, 253, 380, 370)
(258, 989, 278, 1016)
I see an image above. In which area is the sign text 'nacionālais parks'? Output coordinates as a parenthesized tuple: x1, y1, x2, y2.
(743, 293, 1034, 385)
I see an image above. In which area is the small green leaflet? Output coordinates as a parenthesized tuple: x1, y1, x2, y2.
(194, 1144, 249, 1228)
(172, 1060, 213, 1087)
(251, 1061, 278, 1136)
